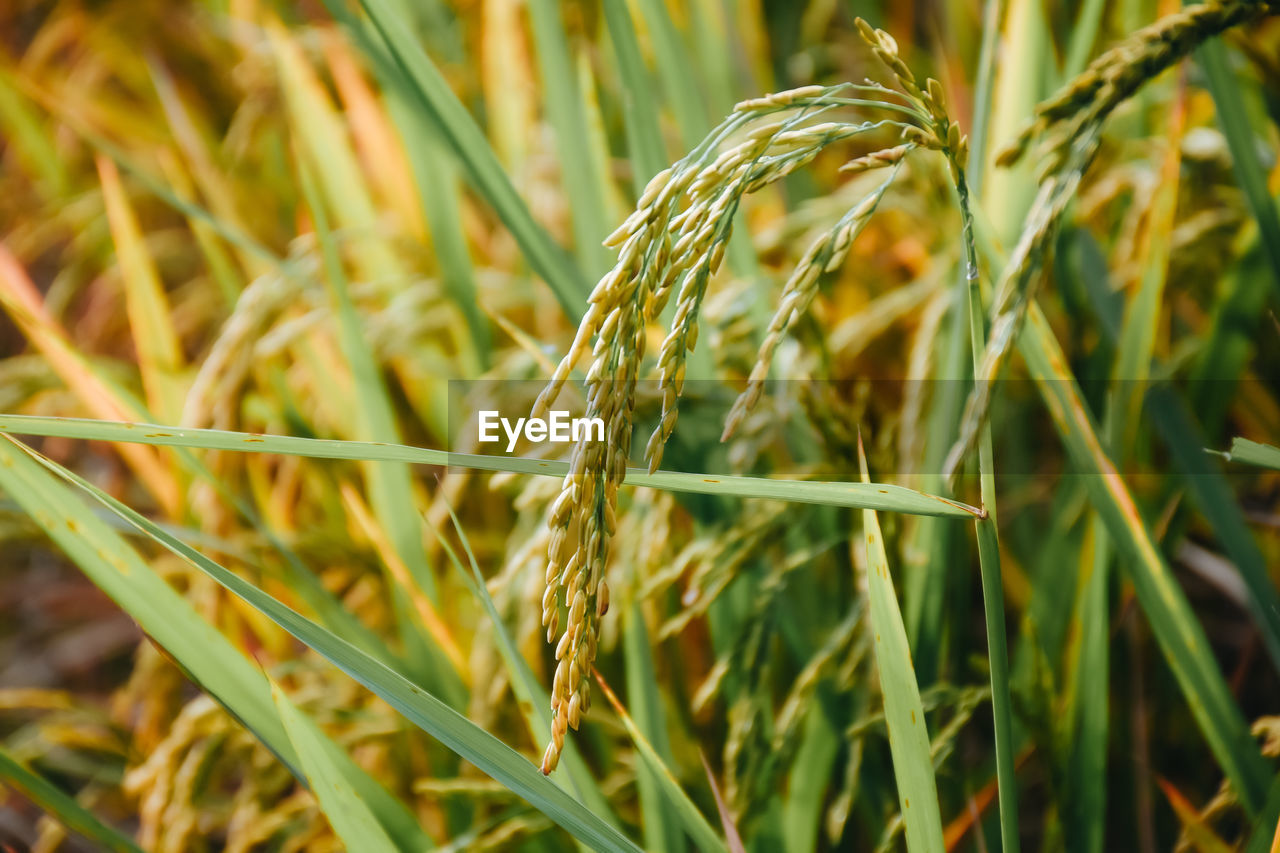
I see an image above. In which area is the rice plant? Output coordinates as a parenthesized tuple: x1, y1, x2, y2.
(0, 0, 1278, 851)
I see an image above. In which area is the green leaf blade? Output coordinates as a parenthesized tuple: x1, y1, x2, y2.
(272, 682, 401, 853)
(0, 436, 435, 851)
(22, 442, 643, 853)
(859, 446, 945, 853)
(1228, 437, 1280, 471)
(0, 747, 143, 853)
(0, 415, 984, 518)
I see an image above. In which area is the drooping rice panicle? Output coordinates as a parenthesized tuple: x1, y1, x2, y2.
(939, 6, 1261, 479)
(999, 0, 1274, 172)
(720, 18, 972, 441)
(721, 166, 902, 441)
(942, 126, 1103, 483)
(944, 1, 1279, 472)
(533, 82, 934, 771)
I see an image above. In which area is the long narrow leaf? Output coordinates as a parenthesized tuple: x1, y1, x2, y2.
(293, 152, 441, 604)
(633, 0, 709, 150)
(97, 155, 186, 424)
(0, 746, 143, 853)
(24, 442, 643, 853)
(1062, 516, 1110, 853)
(292, 134, 466, 707)
(602, 0, 666, 195)
(1227, 437, 1280, 471)
(341, 0, 590, 318)
(1150, 388, 1280, 673)
(0, 414, 985, 518)
(430, 502, 621, 829)
(1016, 303, 1270, 813)
(0, 436, 435, 851)
(624, 602, 687, 853)
(594, 671, 728, 853)
(1197, 39, 1280, 295)
(271, 682, 401, 853)
(0, 246, 178, 513)
(958, 169, 1020, 852)
(857, 438, 946, 852)
(527, 0, 610, 275)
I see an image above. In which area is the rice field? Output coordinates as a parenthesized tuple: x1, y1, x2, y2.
(0, 0, 1279, 850)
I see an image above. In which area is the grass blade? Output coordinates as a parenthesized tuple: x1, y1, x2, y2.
(857, 437, 946, 852)
(0, 245, 179, 514)
(0, 436, 435, 851)
(1244, 777, 1280, 853)
(340, 0, 591, 319)
(430, 501, 622, 830)
(982, 0, 1050, 242)
(97, 155, 186, 425)
(146, 55, 260, 291)
(594, 670, 728, 853)
(0, 414, 985, 518)
(293, 151, 439, 604)
(387, 94, 490, 369)
(1150, 388, 1280, 673)
(323, 32, 427, 239)
(1064, 98, 1183, 852)
(306, 8, 491, 368)
(1227, 437, 1280, 471)
(1106, 92, 1183, 456)
(1016, 302, 1270, 814)
(966, 168, 1272, 813)
(9, 75, 284, 274)
(23, 442, 643, 853)
(153, 153, 243, 308)
(291, 136, 466, 704)
(1157, 777, 1234, 853)
(527, 0, 610, 276)
(782, 695, 840, 853)
(957, 169, 1020, 852)
(633, 0, 710, 150)
(0, 746, 143, 853)
(270, 26, 400, 287)
(0, 68, 68, 195)
(271, 682, 401, 853)
(4, 229, 390, 663)
(1062, 517, 1110, 853)
(602, 0, 667, 195)
(973, 515, 1018, 851)
(624, 603, 687, 853)
(904, 286, 968, 682)
(1196, 38, 1280, 295)
(966, 0, 1003, 191)
(1190, 236, 1274, 435)
(1063, 0, 1108, 79)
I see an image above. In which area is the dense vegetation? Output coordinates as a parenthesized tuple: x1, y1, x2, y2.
(1, 0, 1279, 850)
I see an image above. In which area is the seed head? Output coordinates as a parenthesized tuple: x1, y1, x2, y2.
(999, 0, 1270, 171)
(535, 79, 926, 771)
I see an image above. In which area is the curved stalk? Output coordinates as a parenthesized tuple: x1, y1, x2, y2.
(956, 169, 1020, 853)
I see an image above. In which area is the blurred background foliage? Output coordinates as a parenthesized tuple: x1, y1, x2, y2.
(0, 0, 1279, 850)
